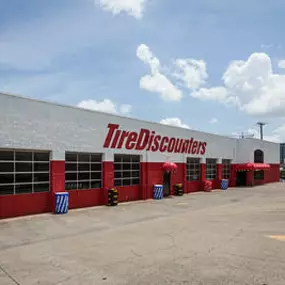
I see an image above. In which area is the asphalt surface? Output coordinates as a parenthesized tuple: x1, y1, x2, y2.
(1, 183, 285, 285)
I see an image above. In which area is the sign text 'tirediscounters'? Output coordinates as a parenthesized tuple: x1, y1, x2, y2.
(103, 124, 207, 155)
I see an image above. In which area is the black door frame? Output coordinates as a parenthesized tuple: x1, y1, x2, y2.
(163, 171, 171, 196)
(236, 171, 247, 187)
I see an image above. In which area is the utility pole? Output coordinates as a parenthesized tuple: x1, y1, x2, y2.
(257, 122, 266, 140)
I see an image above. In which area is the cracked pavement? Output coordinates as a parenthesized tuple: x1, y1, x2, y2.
(1, 183, 285, 284)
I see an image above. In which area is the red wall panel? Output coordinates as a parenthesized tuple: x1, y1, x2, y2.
(141, 162, 164, 199)
(50, 161, 65, 193)
(211, 180, 221, 190)
(174, 163, 185, 184)
(0, 192, 51, 219)
(230, 164, 237, 187)
(0, 161, 281, 219)
(103, 161, 114, 189)
(103, 161, 114, 205)
(265, 164, 280, 183)
(117, 185, 141, 202)
(185, 181, 201, 193)
(246, 171, 254, 186)
(68, 189, 104, 209)
(217, 164, 222, 180)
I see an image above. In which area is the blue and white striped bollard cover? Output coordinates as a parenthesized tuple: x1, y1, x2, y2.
(55, 192, 69, 214)
(221, 179, 229, 190)
(153, 185, 163, 200)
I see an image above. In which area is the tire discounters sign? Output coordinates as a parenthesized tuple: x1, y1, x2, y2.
(103, 123, 207, 155)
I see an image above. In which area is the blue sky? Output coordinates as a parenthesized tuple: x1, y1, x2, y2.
(1, 0, 285, 141)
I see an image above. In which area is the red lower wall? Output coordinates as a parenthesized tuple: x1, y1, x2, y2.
(68, 189, 105, 209)
(266, 164, 280, 183)
(141, 162, 164, 199)
(186, 181, 201, 193)
(251, 163, 280, 186)
(0, 162, 281, 219)
(0, 192, 51, 219)
(117, 185, 141, 202)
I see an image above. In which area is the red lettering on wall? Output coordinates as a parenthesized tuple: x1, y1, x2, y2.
(111, 130, 121, 148)
(103, 124, 119, 148)
(135, 129, 150, 150)
(159, 137, 169, 152)
(167, 138, 176, 152)
(191, 141, 198, 154)
(174, 139, 184, 153)
(151, 135, 161, 151)
(188, 138, 194, 153)
(103, 124, 208, 155)
(117, 131, 129, 149)
(125, 132, 138, 150)
(147, 131, 156, 151)
(200, 142, 207, 155)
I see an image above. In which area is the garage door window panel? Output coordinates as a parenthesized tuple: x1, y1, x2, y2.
(222, 159, 231, 179)
(0, 150, 50, 196)
(187, 158, 200, 181)
(254, 170, 264, 180)
(114, 154, 140, 187)
(206, 158, 217, 180)
(65, 152, 102, 190)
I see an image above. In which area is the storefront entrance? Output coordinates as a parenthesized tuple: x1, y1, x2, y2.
(236, 171, 247, 187)
(163, 172, 171, 196)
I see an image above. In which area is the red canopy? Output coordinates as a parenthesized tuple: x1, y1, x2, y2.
(235, 163, 270, 171)
(162, 162, 177, 173)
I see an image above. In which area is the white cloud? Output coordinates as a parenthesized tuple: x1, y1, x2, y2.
(261, 44, 273, 49)
(192, 53, 285, 117)
(137, 44, 182, 101)
(209, 117, 218, 124)
(77, 99, 132, 115)
(119, 104, 132, 115)
(278, 60, 285, 69)
(97, 0, 147, 19)
(173, 59, 208, 89)
(160, 117, 190, 129)
(192, 86, 228, 101)
(137, 44, 160, 73)
(139, 73, 183, 101)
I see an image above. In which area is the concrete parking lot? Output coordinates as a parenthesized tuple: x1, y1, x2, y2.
(1, 183, 285, 285)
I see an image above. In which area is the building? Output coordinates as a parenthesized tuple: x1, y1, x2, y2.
(280, 143, 285, 168)
(0, 92, 280, 219)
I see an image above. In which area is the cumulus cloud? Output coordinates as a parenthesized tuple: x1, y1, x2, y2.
(192, 53, 285, 117)
(271, 124, 285, 142)
(137, 44, 182, 101)
(119, 104, 132, 115)
(160, 117, 190, 129)
(77, 99, 132, 115)
(278, 60, 285, 69)
(173, 59, 208, 89)
(192, 86, 228, 102)
(209, 117, 218, 124)
(260, 44, 273, 50)
(97, 0, 147, 19)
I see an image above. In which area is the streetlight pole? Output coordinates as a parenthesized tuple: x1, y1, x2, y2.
(257, 122, 266, 140)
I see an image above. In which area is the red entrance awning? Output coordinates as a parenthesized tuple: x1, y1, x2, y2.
(162, 162, 177, 173)
(235, 163, 270, 171)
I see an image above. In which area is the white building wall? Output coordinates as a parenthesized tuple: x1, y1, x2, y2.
(0, 93, 280, 164)
(236, 138, 279, 164)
